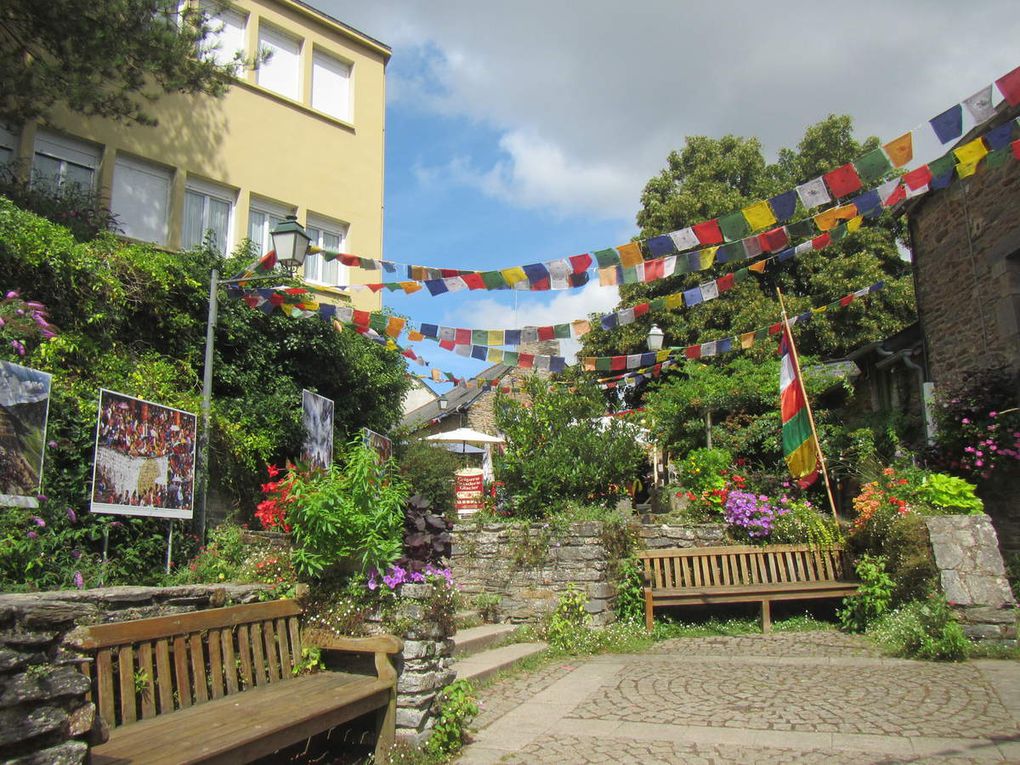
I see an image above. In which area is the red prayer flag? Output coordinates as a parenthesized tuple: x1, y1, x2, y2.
(439, 268, 461, 278)
(439, 339, 455, 351)
(883, 184, 906, 208)
(462, 273, 485, 290)
(840, 294, 856, 307)
(537, 325, 556, 341)
(643, 259, 665, 282)
(768, 322, 783, 336)
(367, 284, 384, 293)
(569, 254, 593, 273)
(823, 163, 863, 198)
(692, 219, 724, 245)
(996, 66, 1020, 106)
(340, 255, 360, 267)
(518, 354, 535, 368)
(716, 273, 735, 292)
(903, 165, 933, 190)
(633, 302, 650, 317)
(684, 345, 702, 359)
(758, 227, 789, 253)
(352, 309, 370, 326)
(1012, 140, 1020, 161)
(610, 356, 627, 371)
(812, 233, 831, 250)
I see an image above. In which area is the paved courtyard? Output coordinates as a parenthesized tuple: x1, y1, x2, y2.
(457, 632, 1020, 764)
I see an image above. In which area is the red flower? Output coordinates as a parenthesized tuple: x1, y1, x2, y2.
(266, 464, 280, 478)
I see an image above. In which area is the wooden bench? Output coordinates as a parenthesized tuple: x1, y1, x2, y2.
(70, 599, 402, 764)
(639, 544, 858, 632)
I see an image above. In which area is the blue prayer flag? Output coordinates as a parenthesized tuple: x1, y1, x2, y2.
(930, 105, 963, 144)
(769, 190, 798, 223)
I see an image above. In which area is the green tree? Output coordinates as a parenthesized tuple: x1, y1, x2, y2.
(494, 375, 645, 517)
(0, 0, 255, 127)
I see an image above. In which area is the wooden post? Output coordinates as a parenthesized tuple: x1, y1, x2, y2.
(775, 288, 839, 523)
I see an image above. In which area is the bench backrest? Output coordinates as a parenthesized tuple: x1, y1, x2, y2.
(74, 599, 305, 730)
(639, 544, 849, 591)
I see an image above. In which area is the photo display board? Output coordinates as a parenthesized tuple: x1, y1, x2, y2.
(301, 389, 335, 470)
(0, 361, 52, 508)
(90, 390, 197, 519)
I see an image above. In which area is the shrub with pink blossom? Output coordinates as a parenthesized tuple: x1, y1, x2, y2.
(724, 490, 788, 541)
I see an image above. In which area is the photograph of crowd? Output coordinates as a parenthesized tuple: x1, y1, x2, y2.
(91, 390, 197, 519)
(302, 389, 334, 470)
(0, 361, 51, 505)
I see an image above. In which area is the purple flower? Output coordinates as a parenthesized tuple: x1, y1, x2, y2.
(0, 317, 5, 327)
(35, 494, 47, 502)
(66, 507, 77, 524)
(47, 440, 57, 449)
(962, 417, 971, 425)
(5, 290, 18, 299)
(411, 572, 425, 583)
(31, 516, 45, 527)
(73, 571, 84, 590)
(11, 340, 25, 356)
(71, 549, 81, 560)
(109, 521, 123, 528)
(367, 572, 377, 591)
(26, 531, 37, 539)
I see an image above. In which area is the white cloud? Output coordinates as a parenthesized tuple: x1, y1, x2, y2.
(325, 1, 1020, 221)
(440, 281, 620, 362)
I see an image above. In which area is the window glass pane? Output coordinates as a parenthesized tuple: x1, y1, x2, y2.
(209, 198, 230, 255)
(257, 25, 300, 100)
(0, 147, 11, 166)
(63, 162, 94, 191)
(182, 191, 206, 249)
(32, 154, 62, 189)
(322, 231, 340, 251)
(202, 3, 246, 68)
(111, 158, 170, 245)
(248, 210, 266, 250)
(312, 51, 350, 120)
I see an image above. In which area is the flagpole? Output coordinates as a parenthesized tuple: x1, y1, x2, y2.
(775, 288, 839, 522)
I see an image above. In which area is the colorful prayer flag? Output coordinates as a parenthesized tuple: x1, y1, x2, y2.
(780, 324, 818, 481)
(883, 132, 913, 168)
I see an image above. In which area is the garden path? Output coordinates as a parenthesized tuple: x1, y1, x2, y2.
(456, 631, 1020, 764)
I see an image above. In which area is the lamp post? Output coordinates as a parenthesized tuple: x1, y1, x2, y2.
(193, 217, 311, 542)
(647, 324, 664, 351)
(438, 396, 449, 412)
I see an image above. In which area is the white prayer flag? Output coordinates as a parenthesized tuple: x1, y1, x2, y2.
(668, 227, 700, 252)
(700, 280, 720, 302)
(796, 177, 831, 209)
(964, 85, 996, 123)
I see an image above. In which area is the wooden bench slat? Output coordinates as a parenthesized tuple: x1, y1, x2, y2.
(250, 623, 267, 687)
(276, 618, 292, 676)
(118, 646, 136, 725)
(137, 642, 156, 720)
(288, 617, 302, 672)
(190, 633, 209, 704)
(237, 624, 254, 691)
(172, 636, 192, 710)
(154, 639, 173, 715)
(207, 629, 224, 700)
(221, 629, 238, 696)
(96, 649, 115, 728)
(263, 620, 281, 682)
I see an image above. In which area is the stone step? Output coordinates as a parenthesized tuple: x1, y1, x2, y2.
(456, 609, 481, 627)
(452, 623, 517, 657)
(452, 641, 548, 685)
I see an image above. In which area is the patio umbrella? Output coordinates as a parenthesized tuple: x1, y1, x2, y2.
(425, 427, 505, 445)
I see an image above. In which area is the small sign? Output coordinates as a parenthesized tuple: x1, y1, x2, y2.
(363, 427, 393, 463)
(301, 390, 334, 469)
(0, 361, 52, 508)
(455, 468, 485, 515)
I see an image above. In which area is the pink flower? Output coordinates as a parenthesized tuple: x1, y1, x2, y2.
(961, 418, 971, 425)
(975, 460, 984, 467)
(73, 571, 84, 590)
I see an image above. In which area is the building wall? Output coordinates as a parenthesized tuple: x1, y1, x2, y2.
(5, 0, 386, 311)
(463, 340, 561, 436)
(909, 153, 1020, 390)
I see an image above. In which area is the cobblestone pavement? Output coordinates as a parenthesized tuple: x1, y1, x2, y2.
(458, 632, 1020, 765)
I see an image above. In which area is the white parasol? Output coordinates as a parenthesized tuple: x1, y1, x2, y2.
(425, 427, 505, 445)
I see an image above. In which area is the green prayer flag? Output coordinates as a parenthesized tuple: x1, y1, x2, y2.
(718, 242, 744, 262)
(622, 266, 639, 284)
(593, 248, 620, 268)
(830, 223, 848, 243)
(786, 218, 816, 241)
(754, 328, 769, 340)
(650, 297, 667, 311)
(928, 153, 956, 178)
(472, 329, 488, 346)
(554, 323, 571, 339)
(595, 357, 612, 372)
(369, 314, 387, 333)
(733, 268, 751, 283)
(719, 211, 751, 242)
(503, 351, 519, 365)
(481, 271, 507, 289)
(985, 148, 1008, 169)
(854, 147, 892, 183)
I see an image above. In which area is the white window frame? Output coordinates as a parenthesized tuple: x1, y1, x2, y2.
(311, 48, 352, 122)
(198, 1, 247, 71)
(182, 176, 236, 255)
(110, 154, 172, 246)
(247, 196, 294, 255)
(256, 22, 302, 101)
(31, 130, 100, 191)
(303, 213, 349, 287)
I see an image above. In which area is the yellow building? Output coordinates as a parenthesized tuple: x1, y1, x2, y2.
(0, 0, 387, 311)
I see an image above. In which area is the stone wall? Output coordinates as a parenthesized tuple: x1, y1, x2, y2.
(0, 584, 266, 764)
(924, 515, 1018, 644)
(637, 522, 728, 550)
(452, 521, 620, 626)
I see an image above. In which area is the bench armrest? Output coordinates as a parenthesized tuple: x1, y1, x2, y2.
(304, 630, 403, 655)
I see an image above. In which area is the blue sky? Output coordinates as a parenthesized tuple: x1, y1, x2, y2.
(321, 1, 1020, 388)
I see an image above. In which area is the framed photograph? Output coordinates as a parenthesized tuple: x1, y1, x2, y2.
(0, 361, 52, 508)
(362, 427, 392, 464)
(301, 389, 334, 470)
(90, 390, 197, 519)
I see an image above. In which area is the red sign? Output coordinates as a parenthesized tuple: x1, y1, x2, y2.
(455, 470, 485, 513)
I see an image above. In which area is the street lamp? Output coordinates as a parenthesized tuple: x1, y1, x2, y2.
(195, 218, 311, 542)
(647, 324, 664, 351)
(270, 215, 311, 275)
(438, 396, 449, 412)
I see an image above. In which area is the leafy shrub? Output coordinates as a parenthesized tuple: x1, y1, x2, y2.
(286, 441, 407, 579)
(396, 438, 460, 518)
(547, 584, 597, 654)
(170, 523, 247, 584)
(0, 163, 118, 241)
(867, 596, 969, 661)
(768, 497, 841, 547)
(399, 494, 453, 574)
(677, 448, 733, 494)
(494, 375, 644, 518)
(425, 679, 479, 759)
(906, 471, 984, 515)
(473, 593, 501, 623)
(615, 556, 645, 625)
(838, 555, 894, 633)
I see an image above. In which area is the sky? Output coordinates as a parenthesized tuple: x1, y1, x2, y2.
(319, 0, 1020, 387)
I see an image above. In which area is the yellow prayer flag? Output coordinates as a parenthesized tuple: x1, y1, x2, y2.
(846, 216, 864, 233)
(386, 317, 405, 337)
(410, 266, 426, 281)
(487, 348, 504, 363)
(431, 369, 442, 382)
(583, 357, 596, 371)
(956, 160, 979, 179)
(401, 282, 423, 294)
(488, 330, 505, 346)
(748, 260, 768, 274)
(408, 330, 425, 342)
(665, 293, 684, 310)
(699, 247, 718, 270)
(742, 200, 777, 231)
(501, 266, 527, 285)
(813, 208, 840, 231)
(307, 245, 323, 255)
(616, 242, 644, 267)
(572, 320, 591, 338)
(598, 267, 619, 286)
(884, 132, 913, 168)
(811, 305, 828, 314)
(954, 138, 988, 166)
(740, 332, 755, 349)
(656, 350, 671, 362)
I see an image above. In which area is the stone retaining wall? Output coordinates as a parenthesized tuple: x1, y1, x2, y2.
(637, 522, 728, 550)
(451, 522, 623, 626)
(924, 515, 1018, 644)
